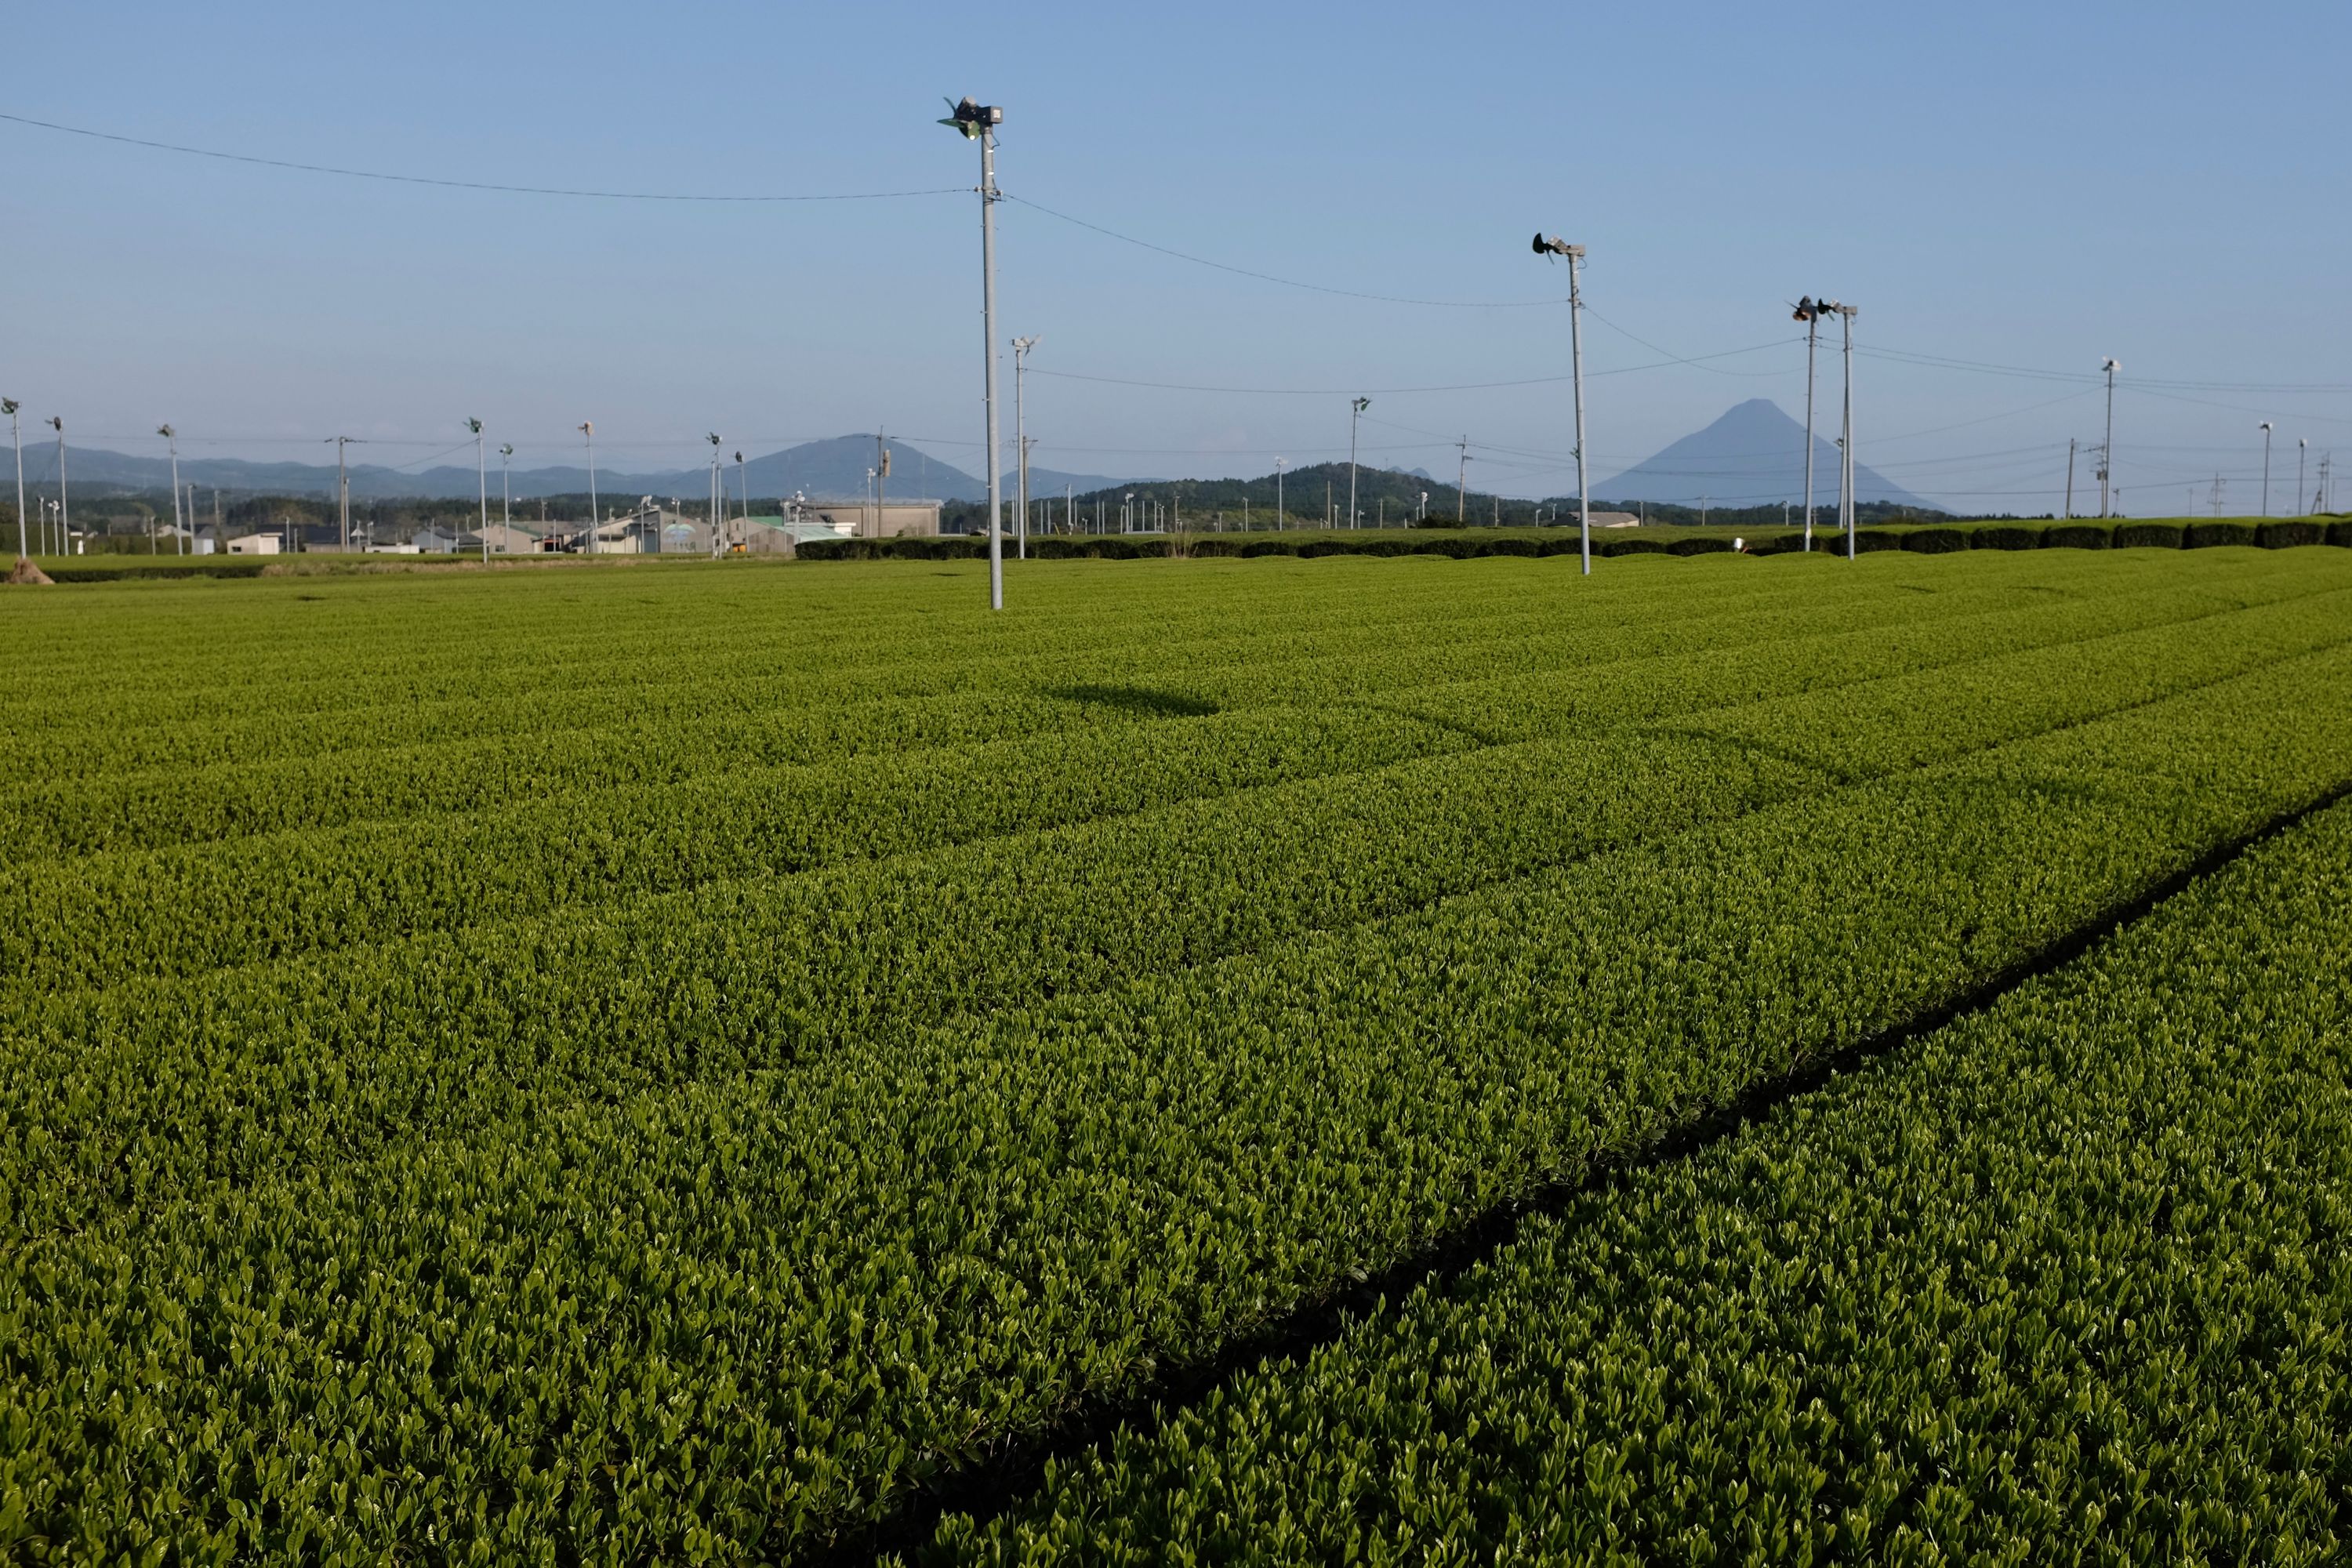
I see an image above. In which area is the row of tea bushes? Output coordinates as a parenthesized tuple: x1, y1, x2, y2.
(940, 794, 2352, 1564)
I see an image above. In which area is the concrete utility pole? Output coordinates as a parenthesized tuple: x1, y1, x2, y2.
(1533, 234, 1592, 572)
(873, 429, 888, 541)
(1013, 336, 1038, 561)
(327, 435, 359, 550)
(1457, 437, 1471, 524)
(2063, 438, 2077, 521)
(939, 94, 1006, 608)
(1275, 458, 1285, 528)
(1347, 395, 1370, 530)
(497, 444, 513, 561)
(2099, 358, 2120, 518)
(2297, 438, 2307, 516)
(3, 399, 23, 561)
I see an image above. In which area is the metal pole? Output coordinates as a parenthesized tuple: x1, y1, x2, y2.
(498, 444, 511, 561)
(5, 402, 23, 561)
(1569, 248, 1590, 575)
(2260, 423, 2273, 517)
(1275, 459, 1284, 528)
(1840, 305, 1857, 561)
(2297, 439, 2306, 515)
(1802, 307, 1818, 551)
(980, 126, 1004, 609)
(336, 437, 350, 550)
(51, 419, 67, 551)
(1348, 396, 1368, 531)
(2100, 359, 2118, 518)
(161, 426, 183, 556)
(875, 429, 887, 542)
(1457, 437, 1468, 524)
(2063, 438, 2076, 520)
(1012, 337, 1036, 561)
(581, 422, 597, 553)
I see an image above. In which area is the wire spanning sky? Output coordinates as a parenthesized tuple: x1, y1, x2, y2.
(6, 0, 2349, 515)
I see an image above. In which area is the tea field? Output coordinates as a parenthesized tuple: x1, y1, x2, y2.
(5, 545, 2352, 1562)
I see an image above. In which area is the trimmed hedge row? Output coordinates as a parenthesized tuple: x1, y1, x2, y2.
(797, 520, 2352, 564)
(33, 560, 272, 583)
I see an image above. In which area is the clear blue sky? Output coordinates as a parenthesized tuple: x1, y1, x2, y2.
(8, 0, 2350, 514)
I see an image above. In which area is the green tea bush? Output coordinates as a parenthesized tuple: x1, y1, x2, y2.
(2186, 521, 2259, 549)
(2115, 521, 2187, 548)
(1900, 526, 1972, 553)
(2256, 520, 2325, 550)
(2043, 522, 2112, 549)
(1970, 523, 2045, 550)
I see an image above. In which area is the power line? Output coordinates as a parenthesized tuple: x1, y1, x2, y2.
(1003, 194, 1573, 309)
(1023, 338, 1797, 397)
(0, 111, 965, 203)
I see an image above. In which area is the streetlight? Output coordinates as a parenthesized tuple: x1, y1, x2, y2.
(1013, 336, 1039, 561)
(579, 422, 597, 554)
(2099, 358, 2120, 517)
(1347, 396, 1370, 531)
(941, 93, 1007, 609)
(2259, 423, 2274, 517)
(2, 399, 22, 563)
(1534, 233, 1592, 575)
(497, 443, 514, 561)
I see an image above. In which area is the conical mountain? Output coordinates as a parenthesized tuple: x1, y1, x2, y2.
(1593, 399, 1929, 510)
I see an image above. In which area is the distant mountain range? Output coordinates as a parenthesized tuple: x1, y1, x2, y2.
(21, 402, 1939, 516)
(16, 434, 1131, 505)
(1593, 399, 1930, 511)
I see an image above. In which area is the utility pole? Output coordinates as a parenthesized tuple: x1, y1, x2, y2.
(2297, 438, 2307, 516)
(1700, 495, 1709, 528)
(1457, 437, 1471, 524)
(158, 425, 183, 554)
(1326, 479, 1332, 528)
(939, 94, 1006, 608)
(579, 422, 597, 554)
(874, 428, 889, 541)
(2, 399, 22, 561)
(497, 444, 513, 561)
(1275, 458, 1285, 528)
(1533, 235, 1592, 572)
(2209, 474, 2225, 517)
(2259, 423, 2274, 517)
(2099, 358, 2120, 518)
(735, 451, 747, 547)
(2063, 438, 2077, 520)
(326, 435, 358, 550)
(1347, 395, 1370, 531)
